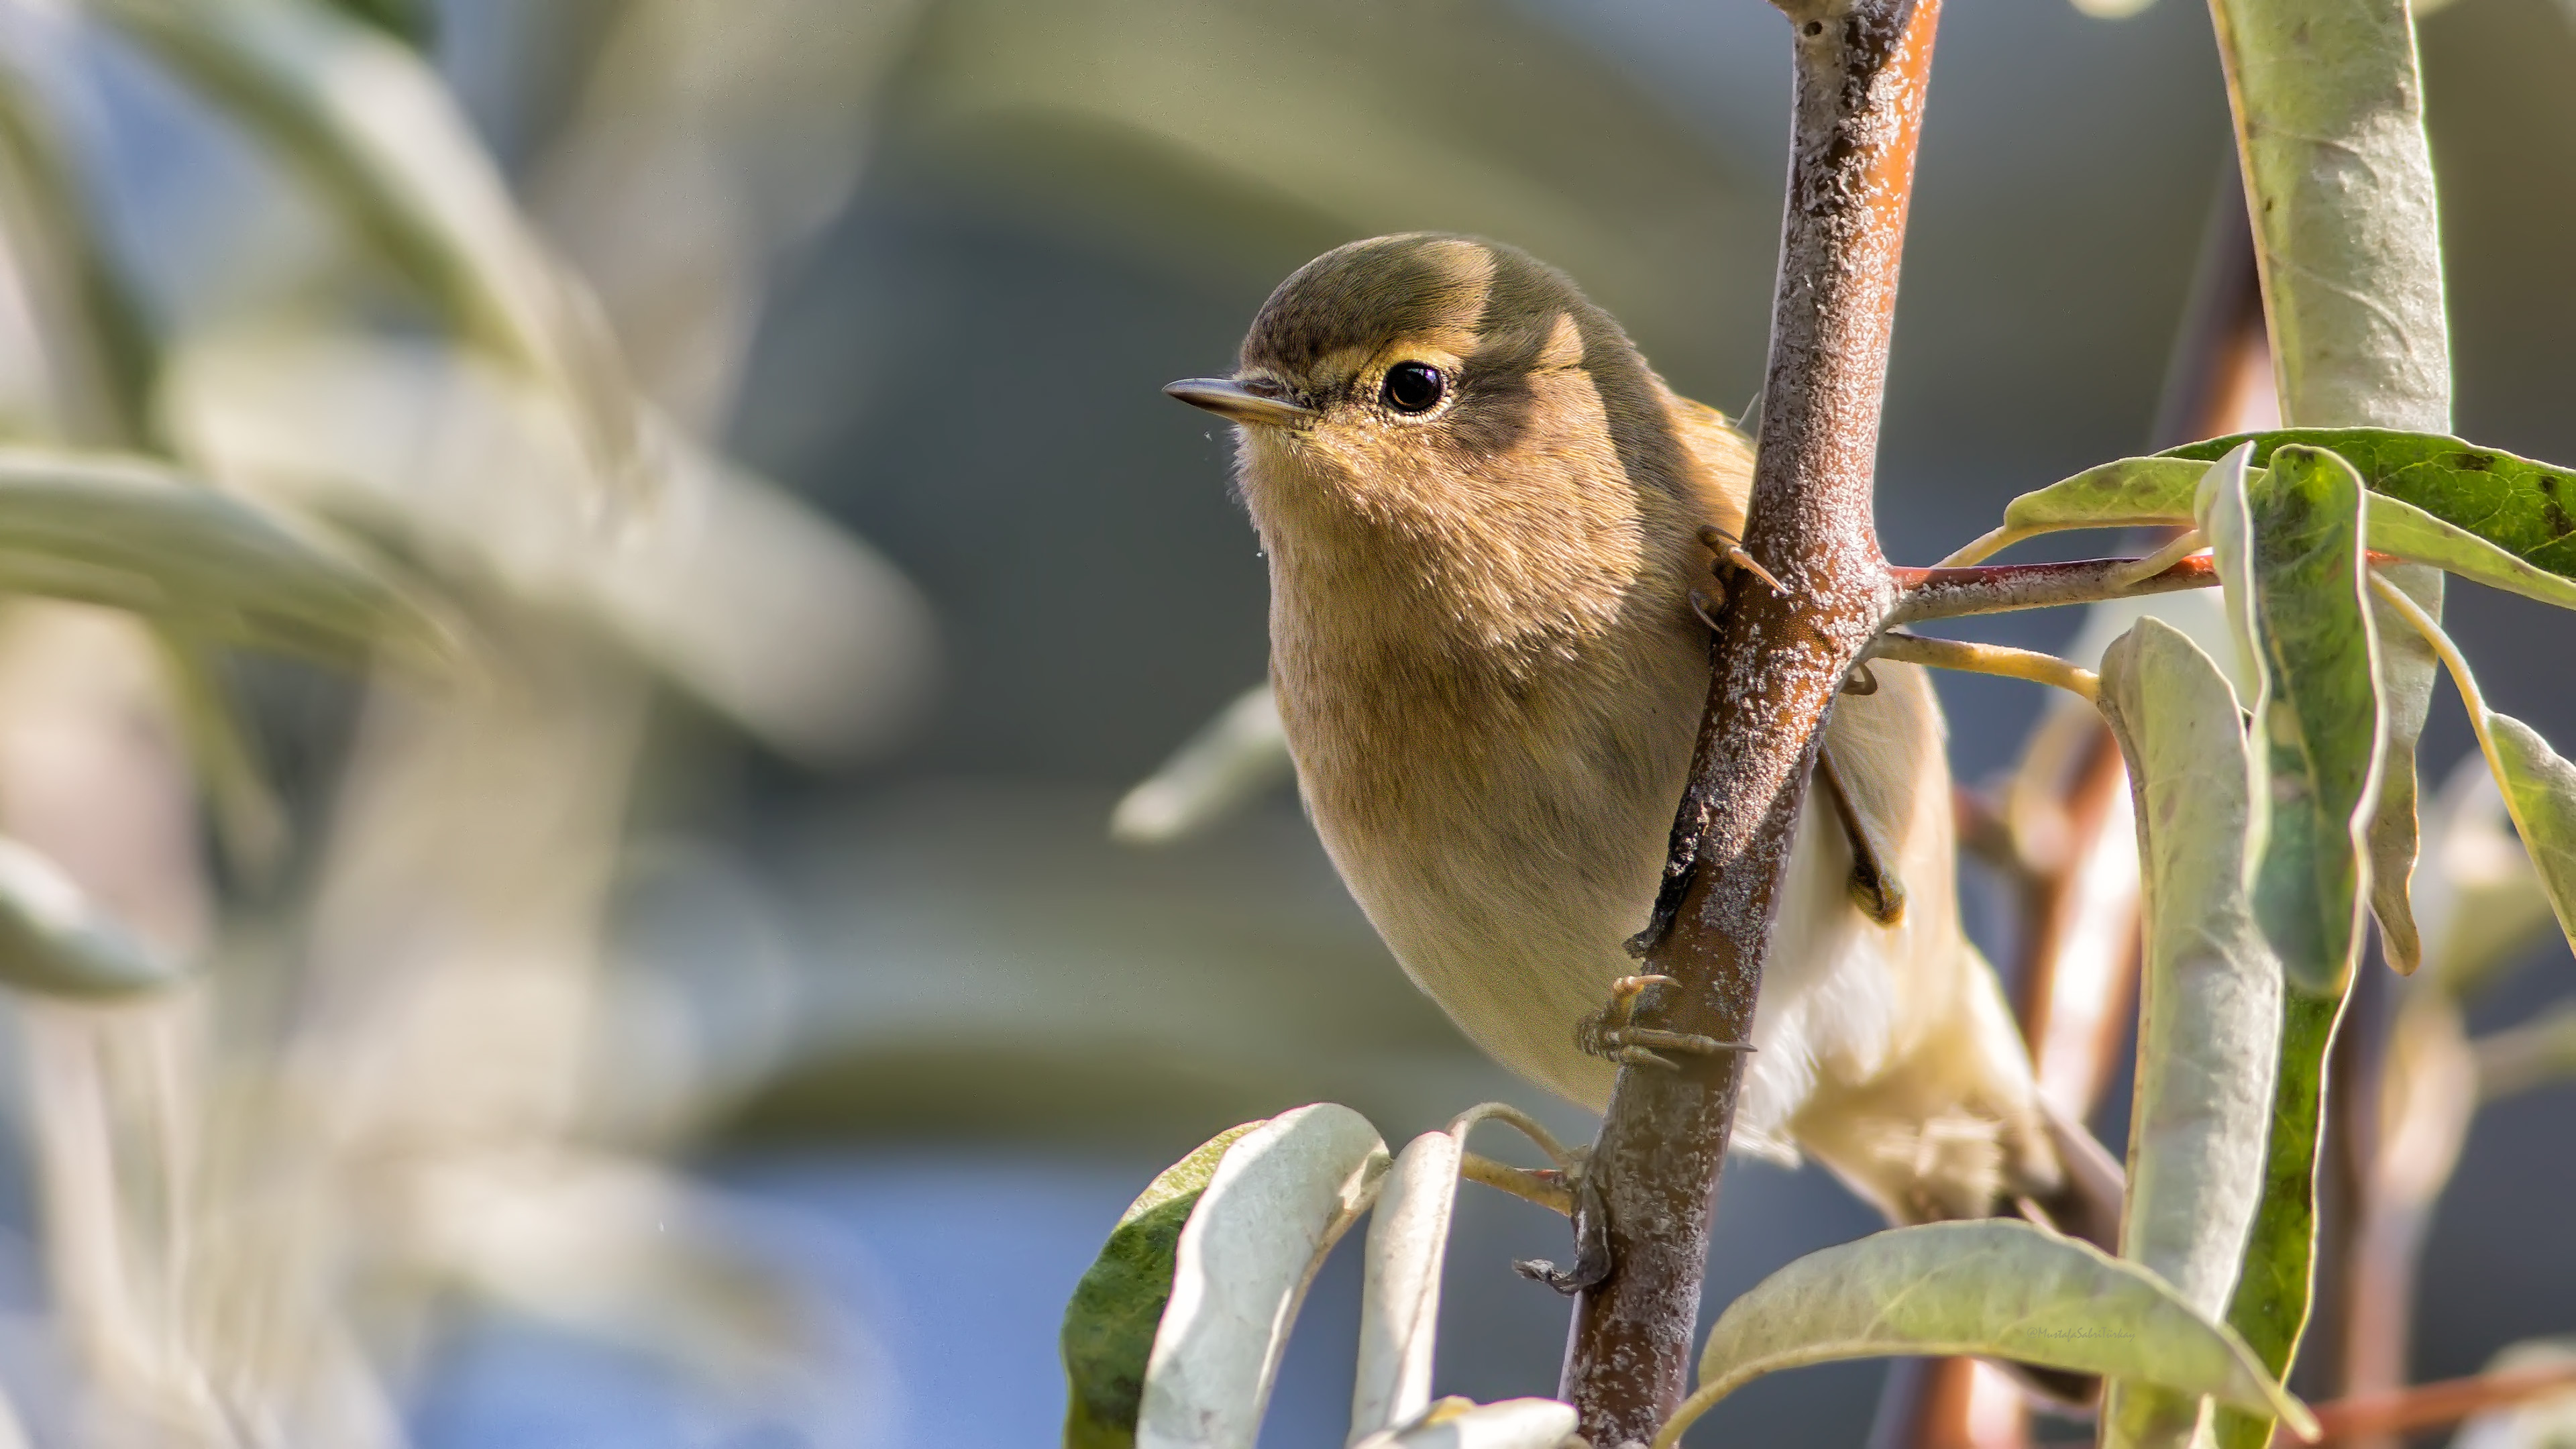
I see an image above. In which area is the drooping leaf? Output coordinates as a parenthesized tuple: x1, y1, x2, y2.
(2167, 431, 2576, 578)
(1352, 1130, 1463, 1443)
(0, 449, 451, 665)
(2363, 563, 2442, 973)
(93, 0, 643, 498)
(2367, 581, 2576, 990)
(1128, 1104, 1389, 1449)
(1350, 1397, 1579, 1449)
(1654, 1222, 2311, 1449)
(2200, 443, 2383, 1449)
(1063, 1121, 1267, 1449)
(2095, 620, 2284, 1449)
(2233, 445, 2387, 996)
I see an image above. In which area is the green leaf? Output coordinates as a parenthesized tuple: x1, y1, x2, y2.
(2167, 430, 2576, 580)
(1062, 1106, 1392, 1449)
(93, 0, 642, 498)
(2201, 444, 2383, 1449)
(2096, 621, 2285, 1449)
(2213, 445, 2386, 996)
(0, 449, 451, 665)
(0, 837, 183, 997)
(1063, 1122, 1266, 1449)
(1653, 1222, 2311, 1449)
(2363, 492, 2576, 612)
(1138, 1104, 1388, 1449)
(2202, 0, 2447, 433)
(1937, 458, 2206, 566)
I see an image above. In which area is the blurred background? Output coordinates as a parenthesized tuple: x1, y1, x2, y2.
(0, 0, 2567, 1445)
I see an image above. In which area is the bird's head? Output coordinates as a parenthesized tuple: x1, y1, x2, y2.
(1166, 234, 1696, 547)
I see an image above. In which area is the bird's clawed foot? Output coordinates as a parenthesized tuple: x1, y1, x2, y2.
(1575, 973, 1752, 1072)
(1697, 524, 1786, 601)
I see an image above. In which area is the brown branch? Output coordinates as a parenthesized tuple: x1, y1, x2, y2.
(2281, 1361, 2576, 1445)
(1884, 555, 2218, 627)
(1559, 1, 1941, 1442)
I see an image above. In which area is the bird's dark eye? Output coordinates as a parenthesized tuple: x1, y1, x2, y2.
(1381, 362, 1446, 415)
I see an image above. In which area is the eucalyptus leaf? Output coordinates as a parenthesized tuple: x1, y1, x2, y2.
(2096, 620, 2284, 1449)
(0, 449, 450, 665)
(1653, 1222, 2311, 1449)
(1137, 1104, 1389, 1449)
(0, 838, 181, 997)
(1063, 1121, 1265, 1449)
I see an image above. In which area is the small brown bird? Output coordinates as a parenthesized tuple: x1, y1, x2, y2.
(1167, 233, 2076, 1227)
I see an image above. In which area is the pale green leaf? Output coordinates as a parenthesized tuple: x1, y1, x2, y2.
(1063, 1120, 1267, 1449)
(1656, 1222, 2310, 1449)
(2203, 5, 2448, 433)
(0, 837, 182, 997)
(2095, 620, 2284, 1449)
(0, 448, 450, 665)
(1352, 1130, 1463, 1442)
(2362, 562, 2441, 973)
(1136, 1104, 1389, 1449)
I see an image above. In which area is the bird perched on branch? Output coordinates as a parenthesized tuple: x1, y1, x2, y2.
(1167, 233, 2102, 1232)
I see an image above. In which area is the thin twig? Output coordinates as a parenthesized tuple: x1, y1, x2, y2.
(1884, 555, 2218, 627)
(1448, 1100, 1578, 1171)
(1458, 1152, 1575, 1217)
(2279, 1361, 2576, 1444)
(1866, 632, 2099, 702)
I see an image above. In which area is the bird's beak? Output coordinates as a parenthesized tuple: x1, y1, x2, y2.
(1164, 377, 1316, 427)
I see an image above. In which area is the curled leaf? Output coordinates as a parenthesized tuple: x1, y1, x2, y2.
(1351, 1130, 1463, 1443)
(2096, 620, 2284, 1448)
(1656, 1221, 2311, 1449)
(1063, 1121, 1265, 1449)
